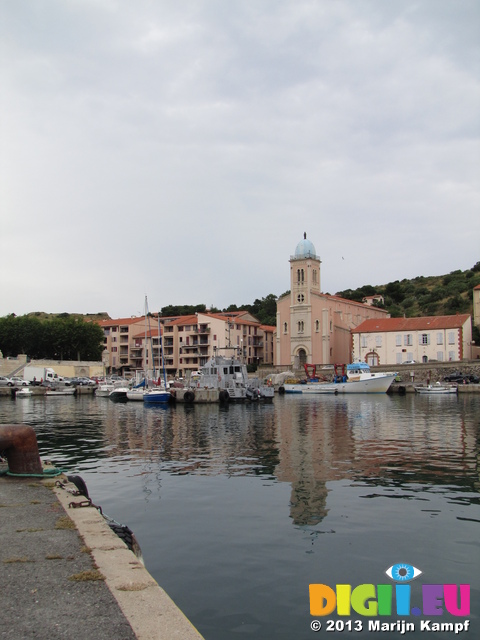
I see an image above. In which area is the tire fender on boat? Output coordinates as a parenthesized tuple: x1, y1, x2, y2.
(184, 390, 195, 403)
(219, 390, 230, 403)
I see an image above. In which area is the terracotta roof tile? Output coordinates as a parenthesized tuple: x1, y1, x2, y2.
(97, 316, 146, 327)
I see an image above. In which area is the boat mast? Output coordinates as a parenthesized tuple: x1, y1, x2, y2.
(158, 315, 167, 388)
(145, 297, 156, 381)
(144, 295, 148, 388)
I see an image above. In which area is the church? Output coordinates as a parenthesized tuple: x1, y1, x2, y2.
(275, 233, 389, 367)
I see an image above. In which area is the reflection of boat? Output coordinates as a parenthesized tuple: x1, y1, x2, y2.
(281, 362, 397, 394)
(45, 387, 76, 397)
(415, 383, 457, 395)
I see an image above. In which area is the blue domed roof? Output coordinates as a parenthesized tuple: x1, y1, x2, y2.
(294, 233, 317, 259)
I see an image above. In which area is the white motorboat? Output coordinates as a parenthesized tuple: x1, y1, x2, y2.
(109, 387, 129, 402)
(415, 382, 457, 395)
(16, 387, 33, 398)
(281, 362, 397, 395)
(96, 383, 115, 397)
(45, 387, 76, 397)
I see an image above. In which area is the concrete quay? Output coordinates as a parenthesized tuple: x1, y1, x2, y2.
(0, 472, 205, 640)
(0, 386, 96, 398)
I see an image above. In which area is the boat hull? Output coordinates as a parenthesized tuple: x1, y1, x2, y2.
(126, 389, 145, 401)
(109, 388, 129, 402)
(143, 390, 170, 404)
(96, 385, 115, 397)
(283, 373, 397, 394)
(16, 389, 33, 398)
(45, 388, 76, 396)
(415, 385, 457, 395)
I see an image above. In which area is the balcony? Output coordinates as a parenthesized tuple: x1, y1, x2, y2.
(130, 346, 143, 354)
(194, 326, 210, 334)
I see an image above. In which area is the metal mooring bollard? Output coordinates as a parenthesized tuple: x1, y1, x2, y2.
(0, 424, 43, 475)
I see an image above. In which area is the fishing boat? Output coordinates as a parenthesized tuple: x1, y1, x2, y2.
(280, 362, 397, 394)
(414, 382, 458, 395)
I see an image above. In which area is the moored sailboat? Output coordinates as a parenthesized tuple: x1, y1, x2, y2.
(143, 310, 170, 405)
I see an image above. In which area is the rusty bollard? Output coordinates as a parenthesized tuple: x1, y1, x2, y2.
(0, 424, 43, 475)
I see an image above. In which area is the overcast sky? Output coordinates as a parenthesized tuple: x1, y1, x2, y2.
(1, 0, 479, 319)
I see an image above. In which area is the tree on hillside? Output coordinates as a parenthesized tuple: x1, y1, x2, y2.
(160, 304, 207, 317)
(241, 294, 278, 326)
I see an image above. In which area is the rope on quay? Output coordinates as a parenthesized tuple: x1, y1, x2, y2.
(0, 462, 68, 478)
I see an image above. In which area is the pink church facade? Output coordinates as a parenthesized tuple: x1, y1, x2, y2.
(275, 234, 390, 367)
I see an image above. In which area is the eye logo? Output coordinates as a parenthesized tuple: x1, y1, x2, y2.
(385, 563, 422, 582)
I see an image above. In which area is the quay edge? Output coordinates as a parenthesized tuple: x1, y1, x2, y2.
(52, 479, 205, 640)
(0, 470, 205, 640)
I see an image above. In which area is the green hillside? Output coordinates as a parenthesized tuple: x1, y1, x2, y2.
(335, 262, 480, 319)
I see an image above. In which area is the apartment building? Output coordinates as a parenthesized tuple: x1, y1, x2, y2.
(98, 316, 149, 374)
(163, 312, 275, 378)
(98, 312, 275, 378)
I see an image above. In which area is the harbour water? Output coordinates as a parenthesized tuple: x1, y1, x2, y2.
(1, 393, 479, 639)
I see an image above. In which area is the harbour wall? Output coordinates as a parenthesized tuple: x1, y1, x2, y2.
(0, 355, 104, 379)
(258, 361, 480, 383)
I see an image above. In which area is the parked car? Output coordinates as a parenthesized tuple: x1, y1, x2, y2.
(10, 376, 30, 387)
(0, 376, 14, 386)
(443, 372, 479, 384)
(69, 377, 96, 386)
(402, 360, 416, 365)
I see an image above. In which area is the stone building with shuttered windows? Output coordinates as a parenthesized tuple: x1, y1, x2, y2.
(351, 315, 472, 365)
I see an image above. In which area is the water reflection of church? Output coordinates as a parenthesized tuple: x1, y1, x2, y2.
(101, 396, 478, 528)
(276, 233, 389, 367)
